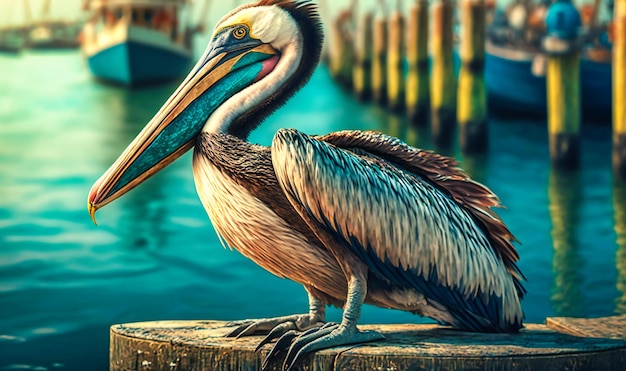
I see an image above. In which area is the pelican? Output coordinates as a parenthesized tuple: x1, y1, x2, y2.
(88, 0, 525, 369)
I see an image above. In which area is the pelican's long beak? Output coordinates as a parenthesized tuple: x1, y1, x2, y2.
(88, 42, 279, 224)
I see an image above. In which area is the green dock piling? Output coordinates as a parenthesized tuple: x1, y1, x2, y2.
(406, 0, 429, 126)
(387, 8, 405, 112)
(457, 0, 488, 154)
(614, 0, 626, 178)
(354, 12, 374, 101)
(430, 0, 456, 147)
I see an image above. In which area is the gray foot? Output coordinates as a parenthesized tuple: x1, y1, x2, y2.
(225, 313, 323, 339)
(261, 323, 384, 371)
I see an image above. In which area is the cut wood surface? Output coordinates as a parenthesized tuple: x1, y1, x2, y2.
(111, 316, 626, 371)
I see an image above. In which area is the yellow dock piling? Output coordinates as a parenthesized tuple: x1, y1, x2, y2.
(543, 0, 581, 169)
(457, 0, 488, 154)
(614, 0, 626, 178)
(372, 17, 388, 105)
(354, 12, 374, 101)
(406, 0, 429, 126)
(387, 7, 406, 112)
(430, 0, 456, 147)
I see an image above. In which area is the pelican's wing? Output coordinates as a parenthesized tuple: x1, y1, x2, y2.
(317, 130, 523, 279)
(271, 129, 524, 332)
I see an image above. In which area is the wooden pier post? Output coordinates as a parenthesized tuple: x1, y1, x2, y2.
(543, 0, 581, 170)
(329, 10, 354, 88)
(354, 12, 374, 101)
(457, 0, 488, 154)
(406, 0, 429, 126)
(110, 317, 626, 371)
(614, 0, 626, 178)
(430, 0, 456, 147)
(372, 16, 388, 104)
(386, 5, 406, 112)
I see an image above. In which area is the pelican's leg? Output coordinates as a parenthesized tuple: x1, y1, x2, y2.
(280, 270, 384, 371)
(225, 287, 325, 340)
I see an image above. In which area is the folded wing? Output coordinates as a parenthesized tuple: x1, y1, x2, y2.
(271, 128, 524, 332)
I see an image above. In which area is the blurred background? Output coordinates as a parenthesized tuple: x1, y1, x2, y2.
(0, 0, 623, 370)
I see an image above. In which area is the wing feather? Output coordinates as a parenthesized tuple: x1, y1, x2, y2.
(271, 129, 524, 331)
(317, 130, 525, 284)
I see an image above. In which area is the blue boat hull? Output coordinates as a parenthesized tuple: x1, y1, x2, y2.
(87, 41, 191, 86)
(485, 50, 612, 120)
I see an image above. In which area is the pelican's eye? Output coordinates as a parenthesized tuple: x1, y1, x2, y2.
(232, 26, 247, 40)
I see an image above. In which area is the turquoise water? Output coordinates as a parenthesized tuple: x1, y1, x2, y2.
(0, 48, 624, 370)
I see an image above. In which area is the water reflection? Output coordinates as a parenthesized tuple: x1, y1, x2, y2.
(614, 179, 626, 314)
(549, 169, 583, 316)
(405, 121, 431, 150)
(460, 154, 489, 184)
(383, 113, 406, 140)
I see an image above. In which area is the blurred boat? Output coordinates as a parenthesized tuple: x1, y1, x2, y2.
(0, 1, 28, 54)
(25, 0, 82, 49)
(485, 0, 613, 120)
(81, 0, 195, 86)
(28, 21, 82, 49)
(0, 27, 26, 53)
(485, 41, 612, 119)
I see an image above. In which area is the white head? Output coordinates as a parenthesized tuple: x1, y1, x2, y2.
(88, 0, 323, 219)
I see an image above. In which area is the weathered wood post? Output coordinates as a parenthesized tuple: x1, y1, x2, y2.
(354, 12, 374, 100)
(614, 0, 626, 178)
(328, 15, 344, 81)
(406, 0, 429, 126)
(457, 0, 488, 154)
(430, 0, 456, 147)
(110, 318, 626, 370)
(329, 9, 355, 88)
(543, 0, 581, 170)
(386, 2, 406, 112)
(372, 15, 388, 104)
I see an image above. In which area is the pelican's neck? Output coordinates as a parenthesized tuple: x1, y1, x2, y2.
(201, 34, 303, 139)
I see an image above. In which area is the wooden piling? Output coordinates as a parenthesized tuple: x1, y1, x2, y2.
(406, 0, 429, 126)
(329, 10, 354, 88)
(614, 0, 626, 178)
(353, 12, 374, 101)
(372, 17, 388, 105)
(430, 0, 456, 148)
(543, 1, 581, 170)
(386, 8, 406, 112)
(110, 317, 626, 371)
(546, 51, 580, 169)
(457, 0, 488, 154)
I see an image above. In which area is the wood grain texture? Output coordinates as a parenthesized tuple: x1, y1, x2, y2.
(111, 317, 626, 371)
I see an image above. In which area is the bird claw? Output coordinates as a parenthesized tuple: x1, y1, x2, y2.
(280, 324, 384, 371)
(255, 321, 298, 351)
(224, 314, 324, 339)
(225, 320, 266, 338)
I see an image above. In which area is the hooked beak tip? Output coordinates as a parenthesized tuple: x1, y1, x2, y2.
(88, 202, 98, 226)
